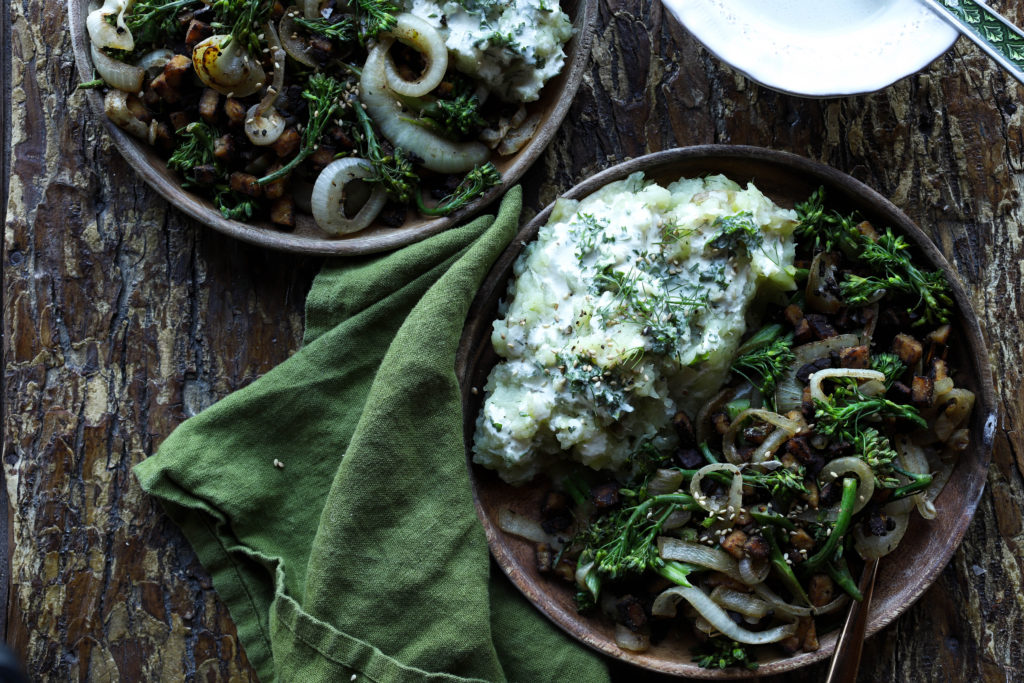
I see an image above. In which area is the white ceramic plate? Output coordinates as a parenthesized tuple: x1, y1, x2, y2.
(662, 0, 959, 97)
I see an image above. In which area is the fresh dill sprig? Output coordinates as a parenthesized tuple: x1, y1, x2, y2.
(870, 352, 906, 388)
(294, 15, 356, 43)
(353, 0, 398, 41)
(415, 163, 500, 216)
(349, 94, 419, 203)
(708, 212, 763, 257)
(729, 324, 795, 406)
(814, 383, 927, 439)
(167, 121, 219, 174)
(746, 465, 808, 496)
(839, 228, 953, 326)
(211, 0, 271, 57)
(692, 638, 758, 670)
(126, 0, 200, 45)
(258, 74, 347, 186)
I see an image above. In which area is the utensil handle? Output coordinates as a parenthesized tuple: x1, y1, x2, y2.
(825, 558, 880, 683)
(921, 0, 1024, 85)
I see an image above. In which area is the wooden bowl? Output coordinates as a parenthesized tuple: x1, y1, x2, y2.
(67, 0, 597, 255)
(456, 146, 998, 678)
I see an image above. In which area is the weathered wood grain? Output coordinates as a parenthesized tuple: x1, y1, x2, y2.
(4, 0, 1024, 680)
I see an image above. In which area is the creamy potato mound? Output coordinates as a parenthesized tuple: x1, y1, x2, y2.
(473, 173, 799, 484)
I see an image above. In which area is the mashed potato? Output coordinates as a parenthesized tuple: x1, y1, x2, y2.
(406, 0, 573, 102)
(473, 173, 799, 484)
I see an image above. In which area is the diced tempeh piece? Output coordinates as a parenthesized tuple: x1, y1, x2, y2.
(927, 324, 951, 345)
(789, 528, 815, 551)
(793, 317, 814, 344)
(191, 164, 219, 186)
(855, 220, 878, 242)
(804, 313, 837, 340)
(229, 172, 263, 197)
(838, 345, 870, 369)
(721, 530, 748, 560)
(149, 73, 181, 105)
(262, 168, 288, 200)
(224, 98, 247, 125)
(168, 110, 190, 131)
(802, 617, 819, 651)
(783, 303, 804, 327)
(892, 333, 923, 366)
(213, 134, 234, 162)
(808, 574, 835, 607)
(743, 534, 770, 560)
(272, 127, 301, 158)
(786, 435, 815, 464)
(911, 375, 934, 407)
(591, 482, 620, 510)
(930, 358, 950, 381)
(185, 19, 213, 47)
(616, 595, 648, 632)
(163, 54, 192, 87)
(672, 411, 697, 449)
(309, 147, 336, 172)
(199, 88, 220, 123)
(269, 196, 295, 228)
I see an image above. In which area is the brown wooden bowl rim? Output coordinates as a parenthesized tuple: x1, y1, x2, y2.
(457, 145, 998, 678)
(66, 0, 598, 256)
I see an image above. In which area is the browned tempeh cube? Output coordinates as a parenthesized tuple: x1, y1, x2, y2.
(272, 127, 301, 158)
(191, 164, 219, 186)
(783, 303, 804, 327)
(808, 573, 834, 607)
(199, 88, 220, 123)
(892, 333, 923, 366)
(149, 73, 181, 105)
(185, 19, 213, 48)
(855, 220, 879, 242)
(224, 98, 247, 125)
(262, 168, 288, 200)
(162, 54, 192, 88)
(269, 196, 295, 228)
(213, 134, 234, 162)
(911, 375, 934, 407)
(838, 345, 870, 369)
(229, 172, 263, 197)
(721, 530, 748, 560)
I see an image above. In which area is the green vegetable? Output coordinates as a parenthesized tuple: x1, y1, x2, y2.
(211, 0, 271, 57)
(258, 74, 347, 186)
(126, 0, 200, 45)
(890, 464, 933, 499)
(826, 554, 863, 601)
(214, 188, 257, 220)
(763, 524, 810, 605)
(729, 324, 795, 406)
(796, 187, 953, 326)
(803, 477, 858, 571)
(294, 15, 356, 43)
(348, 94, 419, 203)
(353, 0, 398, 41)
(746, 465, 808, 497)
(692, 638, 758, 670)
(708, 212, 763, 257)
(415, 163, 500, 217)
(77, 78, 106, 90)
(574, 493, 700, 600)
(167, 121, 219, 174)
(813, 383, 927, 439)
(839, 228, 953, 326)
(417, 88, 487, 139)
(853, 427, 900, 488)
(870, 352, 906, 387)
(725, 398, 750, 421)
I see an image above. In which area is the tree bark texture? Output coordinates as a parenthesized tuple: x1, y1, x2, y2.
(5, 0, 1024, 680)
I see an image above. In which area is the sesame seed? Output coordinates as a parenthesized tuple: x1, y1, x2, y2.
(273, 459, 284, 469)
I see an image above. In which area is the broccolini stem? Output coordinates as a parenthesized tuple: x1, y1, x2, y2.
(803, 477, 858, 571)
(826, 556, 863, 602)
(653, 560, 697, 588)
(763, 525, 811, 606)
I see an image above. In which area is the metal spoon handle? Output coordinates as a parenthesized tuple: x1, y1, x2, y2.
(921, 0, 1024, 85)
(825, 558, 880, 683)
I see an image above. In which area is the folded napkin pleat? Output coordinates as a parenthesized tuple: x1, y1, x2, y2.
(134, 188, 611, 683)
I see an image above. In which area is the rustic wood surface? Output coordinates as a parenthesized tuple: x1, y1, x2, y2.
(4, 0, 1023, 680)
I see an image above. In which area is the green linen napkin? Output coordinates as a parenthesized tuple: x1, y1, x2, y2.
(133, 188, 611, 683)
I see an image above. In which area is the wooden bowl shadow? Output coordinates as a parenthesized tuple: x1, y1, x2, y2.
(66, 0, 597, 255)
(456, 146, 998, 678)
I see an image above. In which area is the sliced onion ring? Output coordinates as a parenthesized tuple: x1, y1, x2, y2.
(136, 49, 174, 78)
(817, 456, 875, 515)
(86, 0, 134, 51)
(279, 8, 318, 67)
(688, 463, 743, 521)
(360, 41, 489, 174)
(192, 34, 266, 97)
(103, 89, 147, 138)
(808, 368, 886, 403)
(722, 409, 801, 465)
(775, 333, 861, 411)
(652, 585, 797, 645)
(91, 42, 144, 93)
(737, 556, 770, 585)
(311, 158, 387, 235)
(710, 586, 771, 620)
(853, 496, 915, 559)
(658, 537, 742, 582)
(614, 623, 650, 652)
(383, 13, 448, 98)
(751, 583, 849, 618)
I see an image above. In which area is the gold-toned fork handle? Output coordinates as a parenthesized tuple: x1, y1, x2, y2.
(825, 558, 880, 683)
